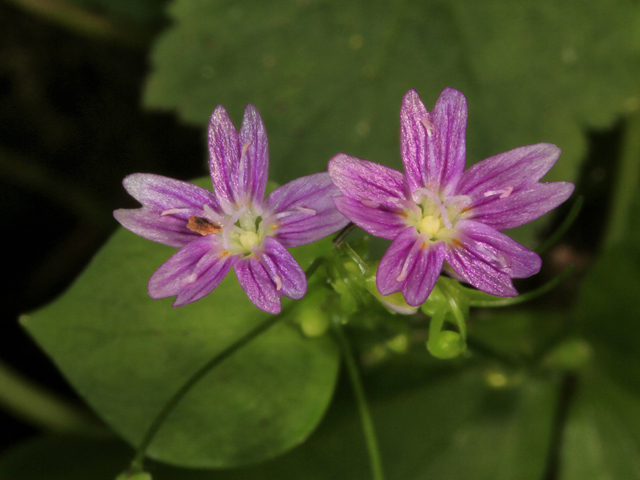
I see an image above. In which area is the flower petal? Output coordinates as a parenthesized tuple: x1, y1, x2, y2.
(114, 208, 197, 248)
(376, 227, 446, 306)
(148, 235, 238, 307)
(328, 153, 409, 209)
(457, 143, 562, 198)
(114, 174, 221, 247)
(234, 256, 282, 314)
(431, 88, 467, 194)
(444, 220, 541, 296)
(454, 220, 541, 278)
(464, 181, 575, 230)
(254, 236, 306, 300)
(400, 89, 467, 196)
(208, 105, 241, 211)
(238, 104, 269, 204)
(120, 173, 220, 216)
(264, 172, 349, 247)
(400, 89, 431, 193)
(333, 196, 408, 241)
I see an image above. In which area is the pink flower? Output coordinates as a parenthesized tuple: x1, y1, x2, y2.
(329, 88, 574, 306)
(115, 104, 348, 313)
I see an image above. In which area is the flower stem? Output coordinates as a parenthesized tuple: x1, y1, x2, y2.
(332, 321, 385, 480)
(128, 314, 282, 474)
(536, 195, 584, 254)
(466, 265, 575, 308)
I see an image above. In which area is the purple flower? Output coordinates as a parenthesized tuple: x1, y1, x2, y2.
(328, 88, 574, 306)
(114, 104, 348, 314)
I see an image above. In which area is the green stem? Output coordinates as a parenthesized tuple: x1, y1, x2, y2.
(128, 258, 326, 474)
(0, 358, 107, 436)
(332, 322, 385, 480)
(536, 196, 584, 254)
(466, 265, 575, 308)
(128, 314, 282, 473)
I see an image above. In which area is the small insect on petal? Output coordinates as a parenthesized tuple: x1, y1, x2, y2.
(187, 216, 223, 235)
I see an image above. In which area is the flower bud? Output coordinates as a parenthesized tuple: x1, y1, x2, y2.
(427, 330, 466, 359)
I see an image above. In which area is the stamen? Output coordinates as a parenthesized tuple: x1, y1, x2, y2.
(295, 206, 316, 216)
(253, 248, 284, 291)
(475, 244, 511, 271)
(222, 206, 248, 250)
(500, 187, 513, 199)
(413, 188, 453, 229)
(420, 117, 434, 136)
(396, 236, 425, 282)
(362, 199, 379, 208)
(203, 204, 225, 223)
(241, 141, 252, 157)
(161, 208, 192, 216)
(483, 187, 513, 199)
(239, 141, 252, 191)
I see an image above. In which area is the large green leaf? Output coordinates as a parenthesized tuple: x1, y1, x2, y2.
(0, 367, 558, 480)
(560, 364, 640, 480)
(565, 191, 640, 478)
(21, 209, 340, 468)
(144, 0, 639, 191)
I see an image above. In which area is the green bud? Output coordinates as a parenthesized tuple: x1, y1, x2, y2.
(427, 330, 466, 359)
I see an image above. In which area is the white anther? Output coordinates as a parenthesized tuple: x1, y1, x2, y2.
(296, 206, 316, 216)
(161, 208, 192, 216)
(420, 117, 434, 135)
(483, 187, 513, 199)
(362, 199, 379, 208)
(499, 187, 513, 199)
(274, 275, 283, 291)
(241, 141, 252, 157)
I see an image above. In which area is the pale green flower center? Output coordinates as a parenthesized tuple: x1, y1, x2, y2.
(237, 230, 259, 251)
(419, 215, 442, 238)
(409, 188, 471, 242)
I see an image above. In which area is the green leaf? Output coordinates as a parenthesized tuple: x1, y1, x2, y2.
(575, 192, 640, 395)
(565, 191, 640, 478)
(560, 364, 640, 480)
(21, 216, 339, 468)
(0, 368, 559, 480)
(143, 0, 639, 243)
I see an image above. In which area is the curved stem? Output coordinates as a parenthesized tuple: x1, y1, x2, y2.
(466, 265, 575, 308)
(0, 358, 107, 436)
(332, 321, 385, 480)
(128, 314, 282, 473)
(536, 196, 584, 254)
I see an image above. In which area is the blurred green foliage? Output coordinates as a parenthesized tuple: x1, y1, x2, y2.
(145, 0, 639, 188)
(2, 0, 640, 478)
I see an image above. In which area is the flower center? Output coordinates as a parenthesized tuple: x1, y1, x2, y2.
(409, 188, 471, 242)
(420, 215, 442, 237)
(237, 230, 259, 251)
